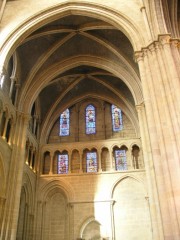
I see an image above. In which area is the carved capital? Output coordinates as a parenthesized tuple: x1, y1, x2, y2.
(134, 51, 144, 63)
(170, 39, 180, 48)
(10, 76, 17, 82)
(136, 102, 145, 112)
(158, 34, 171, 45)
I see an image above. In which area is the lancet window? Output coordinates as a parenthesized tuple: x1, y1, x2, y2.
(85, 104, 96, 134)
(111, 105, 123, 132)
(59, 109, 70, 136)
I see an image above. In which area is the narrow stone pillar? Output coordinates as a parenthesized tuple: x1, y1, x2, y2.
(79, 151, 83, 173)
(0, 112, 30, 240)
(110, 200, 115, 240)
(33, 116, 37, 135)
(30, 148, 34, 169)
(7, 119, 14, 145)
(140, 6, 153, 43)
(49, 151, 54, 175)
(68, 151, 72, 173)
(126, 149, 132, 170)
(34, 201, 42, 240)
(109, 150, 114, 171)
(2, 113, 9, 140)
(0, 197, 6, 234)
(98, 149, 102, 172)
(25, 142, 30, 164)
(9, 76, 16, 99)
(0, 108, 4, 130)
(14, 83, 20, 107)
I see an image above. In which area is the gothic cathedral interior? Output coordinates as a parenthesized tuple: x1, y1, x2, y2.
(0, 0, 179, 239)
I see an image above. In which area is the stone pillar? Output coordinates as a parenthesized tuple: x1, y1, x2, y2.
(2, 113, 9, 140)
(110, 200, 115, 240)
(0, 0, 7, 22)
(98, 149, 102, 172)
(7, 119, 14, 145)
(9, 76, 16, 99)
(68, 151, 72, 173)
(25, 142, 30, 164)
(126, 148, 132, 170)
(49, 151, 53, 175)
(79, 151, 83, 173)
(140, 6, 153, 43)
(33, 115, 37, 135)
(14, 83, 20, 107)
(34, 201, 42, 240)
(0, 109, 3, 129)
(135, 37, 180, 238)
(0, 112, 30, 240)
(29, 147, 34, 169)
(109, 150, 114, 171)
(0, 197, 6, 234)
(136, 102, 163, 240)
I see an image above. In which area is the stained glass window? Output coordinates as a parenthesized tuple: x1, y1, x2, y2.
(57, 154, 68, 174)
(87, 152, 97, 172)
(59, 109, 70, 136)
(111, 105, 123, 132)
(86, 104, 96, 134)
(115, 150, 127, 170)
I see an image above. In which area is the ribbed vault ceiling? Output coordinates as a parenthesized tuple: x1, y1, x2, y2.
(15, 14, 140, 123)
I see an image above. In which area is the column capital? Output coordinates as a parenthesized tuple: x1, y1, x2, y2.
(170, 38, 180, 48)
(16, 111, 31, 122)
(10, 76, 18, 82)
(136, 102, 145, 111)
(158, 34, 171, 45)
(134, 51, 144, 63)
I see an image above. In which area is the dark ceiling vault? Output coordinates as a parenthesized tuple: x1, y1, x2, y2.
(13, 14, 139, 122)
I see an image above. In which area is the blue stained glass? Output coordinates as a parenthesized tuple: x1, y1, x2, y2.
(59, 109, 69, 136)
(86, 105, 96, 134)
(87, 152, 97, 172)
(111, 105, 123, 132)
(115, 150, 127, 170)
(58, 154, 68, 174)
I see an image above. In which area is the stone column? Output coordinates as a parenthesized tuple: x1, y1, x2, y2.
(126, 148, 132, 170)
(14, 83, 20, 107)
(140, 6, 153, 43)
(34, 201, 42, 240)
(98, 149, 102, 172)
(29, 147, 34, 169)
(7, 119, 14, 145)
(0, 108, 3, 130)
(68, 151, 72, 173)
(0, 197, 6, 234)
(49, 151, 53, 175)
(79, 150, 83, 173)
(25, 142, 30, 164)
(136, 102, 163, 240)
(0, 112, 30, 240)
(135, 39, 180, 238)
(9, 76, 16, 99)
(33, 115, 37, 135)
(110, 200, 115, 240)
(2, 113, 9, 140)
(109, 149, 114, 171)
(0, 0, 7, 22)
